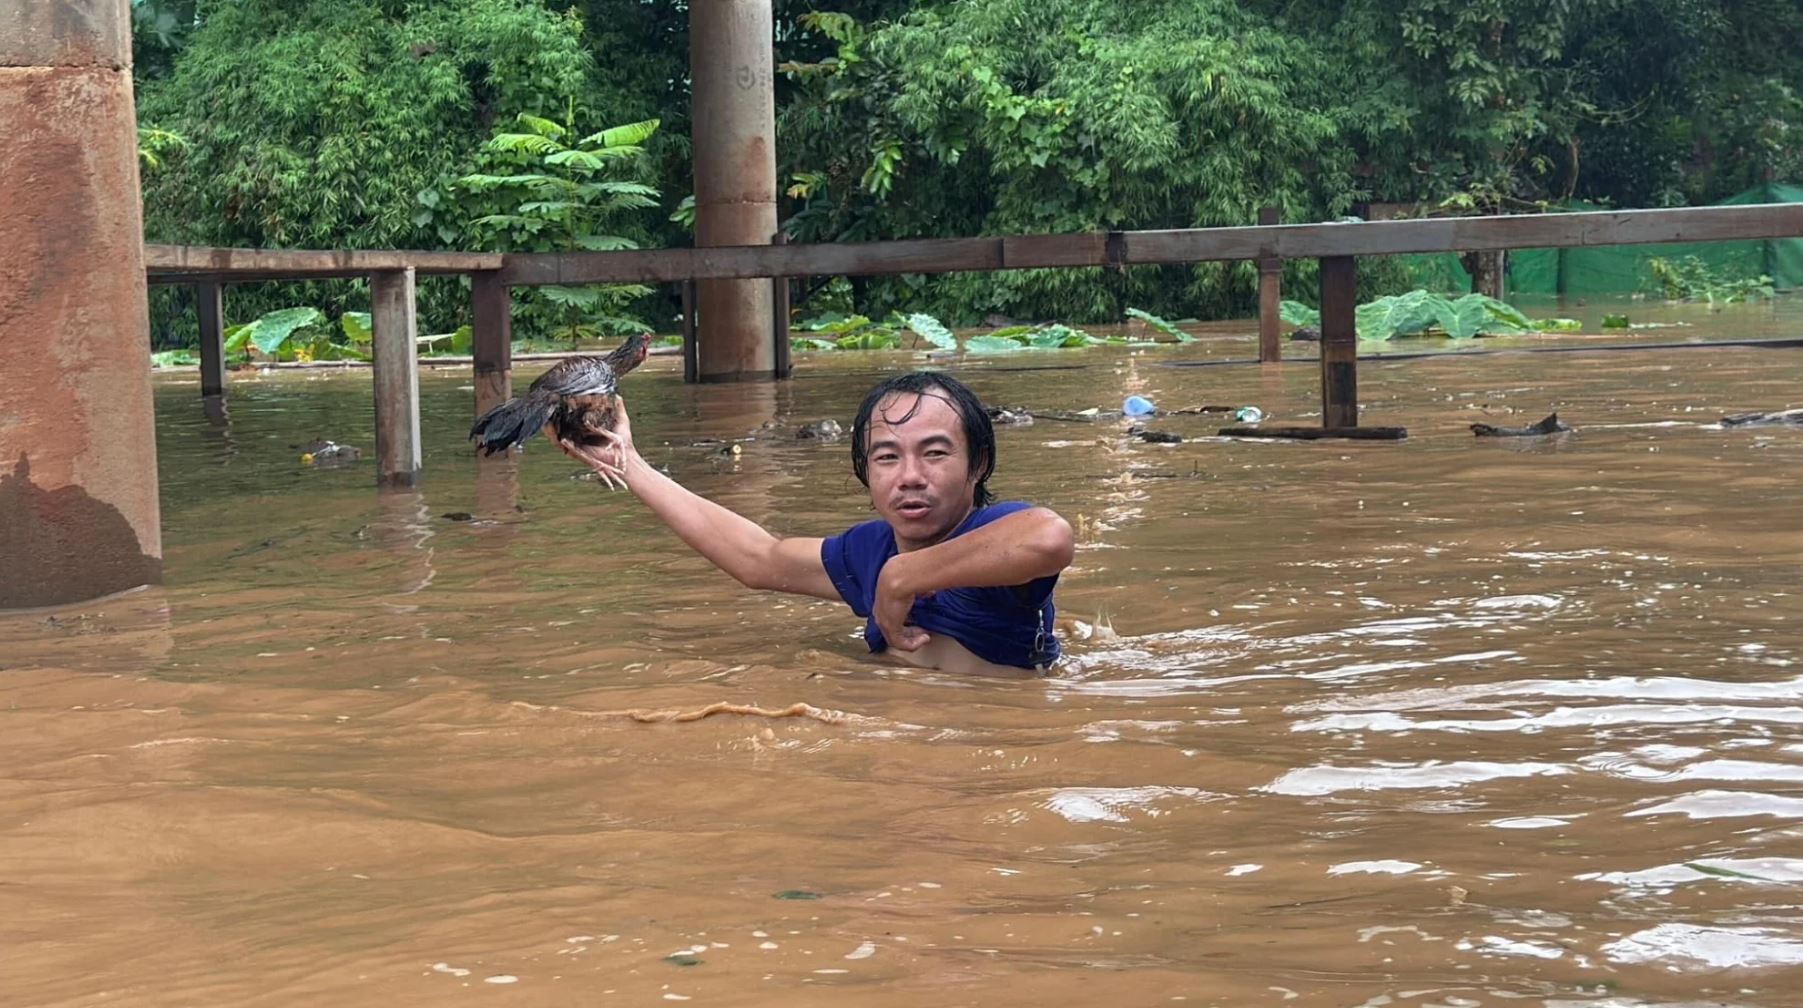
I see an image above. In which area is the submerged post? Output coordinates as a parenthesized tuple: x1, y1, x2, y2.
(681, 279, 699, 384)
(689, 0, 779, 381)
(1318, 256, 1358, 428)
(1257, 207, 1282, 363)
(0, 0, 163, 607)
(371, 268, 422, 487)
(771, 231, 791, 379)
(470, 271, 511, 418)
(197, 281, 227, 396)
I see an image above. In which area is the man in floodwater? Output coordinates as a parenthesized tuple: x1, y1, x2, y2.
(560, 371, 1074, 676)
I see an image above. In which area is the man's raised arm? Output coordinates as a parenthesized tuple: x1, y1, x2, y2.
(561, 397, 840, 601)
(872, 507, 1075, 652)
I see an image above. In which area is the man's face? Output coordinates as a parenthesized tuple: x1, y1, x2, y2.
(863, 390, 981, 551)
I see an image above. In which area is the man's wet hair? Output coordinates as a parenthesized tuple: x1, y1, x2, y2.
(850, 372, 997, 507)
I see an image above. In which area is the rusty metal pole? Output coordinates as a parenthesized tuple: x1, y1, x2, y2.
(1318, 256, 1359, 428)
(197, 281, 227, 396)
(1256, 207, 1282, 363)
(0, 0, 164, 607)
(690, 0, 778, 382)
(470, 271, 512, 418)
(371, 269, 422, 488)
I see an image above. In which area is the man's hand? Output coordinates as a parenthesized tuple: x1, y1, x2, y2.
(558, 395, 639, 491)
(873, 553, 932, 652)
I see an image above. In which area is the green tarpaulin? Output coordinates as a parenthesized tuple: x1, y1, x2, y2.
(1400, 183, 1803, 295)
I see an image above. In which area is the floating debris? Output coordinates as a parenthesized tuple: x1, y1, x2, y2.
(1471, 413, 1572, 437)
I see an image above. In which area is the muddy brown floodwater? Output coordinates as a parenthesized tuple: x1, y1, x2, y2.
(4, 298, 1803, 1007)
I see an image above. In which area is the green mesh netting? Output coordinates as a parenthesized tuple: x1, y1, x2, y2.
(1396, 184, 1803, 295)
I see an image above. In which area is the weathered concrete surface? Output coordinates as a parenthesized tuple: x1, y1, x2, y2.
(0, 0, 131, 69)
(690, 0, 778, 381)
(0, 60, 162, 607)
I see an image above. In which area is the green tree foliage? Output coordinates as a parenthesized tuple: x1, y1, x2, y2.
(426, 110, 664, 341)
(779, 1, 1361, 322)
(134, 0, 1800, 336)
(137, 0, 598, 330)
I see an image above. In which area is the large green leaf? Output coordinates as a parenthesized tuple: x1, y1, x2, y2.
(1028, 324, 1098, 348)
(1125, 308, 1194, 342)
(964, 335, 1034, 353)
(904, 313, 957, 349)
(1355, 290, 1443, 340)
(223, 323, 252, 354)
(244, 307, 326, 355)
(809, 314, 875, 335)
(835, 330, 900, 350)
(340, 311, 372, 344)
(582, 118, 660, 149)
(1469, 294, 1534, 331)
(1279, 301, 1321, 328)
(1429, 295, 1491, 339)
(483, 132, 563, 157)
(512, 114, 567, 139)
(150, 349, 198, 368)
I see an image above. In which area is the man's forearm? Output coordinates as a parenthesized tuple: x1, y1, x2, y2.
(617, 450, 781, 588)
(879, 509, 1074, 599)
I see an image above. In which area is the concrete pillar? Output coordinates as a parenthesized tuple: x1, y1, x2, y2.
(371, 269, 421, 488)
(690, 0, 778, 382)
(0, 0, 163, 608)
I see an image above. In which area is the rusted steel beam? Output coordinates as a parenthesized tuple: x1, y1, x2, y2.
(1257, 207, 1282, 364)
(370, 269, 422, 488)
(196, 281, 227, 396)
(470, 272, 511, 419)
(1318, 256, 1359, 429)
(144, 245, 502, 279)
(486, 203, 1803, 285)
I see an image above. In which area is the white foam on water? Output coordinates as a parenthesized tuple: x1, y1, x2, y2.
(1226, 864, 1263, 876)
(1265, 761, 1567, 796)
(1626, 789, 1803, 819)
(1328, 860, 1422, 876)
(845, 941, 876, 960)
(1487, 817, 1571, 829)
(483, 976, 518, 985)
(1603, 923, 1803, 969)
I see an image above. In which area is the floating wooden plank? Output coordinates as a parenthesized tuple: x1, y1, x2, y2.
(145, 245, 502, 280)
(370, 269, 421, 488)
(1219, 426, 1408, 441)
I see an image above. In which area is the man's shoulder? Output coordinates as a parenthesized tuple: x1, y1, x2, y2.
(824, 516, 895, 559)
(961, 500, 1036, 529)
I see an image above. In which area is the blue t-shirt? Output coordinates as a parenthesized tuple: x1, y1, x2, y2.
(820, 501, 1060, 669)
